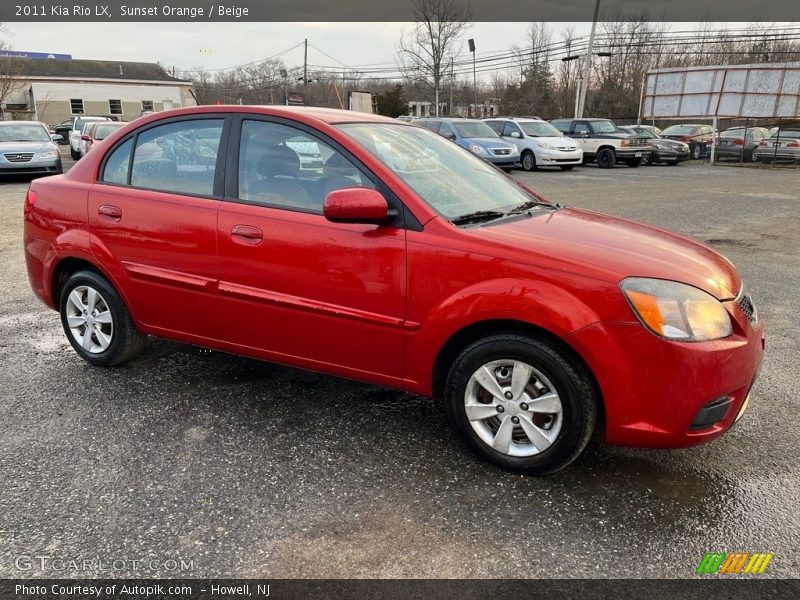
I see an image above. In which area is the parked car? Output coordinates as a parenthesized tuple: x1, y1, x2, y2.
(754, 129, 800, 164)
(482, 117, 582, 171)
(67, 116, 112, 160)
(660, 124, 716, 160)
(24, 106, 764, 475)
(396, 115, 420, 123)
(634, 124, 661, 135)
(0, 120, 62, 177)
(80, 121, 128, 157)
(715, 127, 772, 163)
(51, 118, 75, 145)
(549, 118, 651, 168)
(417, 118, 520, 170)
(618, 126, 689, 165)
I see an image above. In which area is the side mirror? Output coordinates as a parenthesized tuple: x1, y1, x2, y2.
(510, 131, 521, 139)
(323, 188, 396, 225)
(442, 131, 455, 140)
(80, 135, 91, 141)
(50, 134, 61, 142)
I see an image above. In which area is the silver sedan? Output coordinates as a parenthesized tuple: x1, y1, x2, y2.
(0, 121, 63, 177)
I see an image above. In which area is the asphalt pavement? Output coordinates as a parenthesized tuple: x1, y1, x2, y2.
(0, 156, 797, 578)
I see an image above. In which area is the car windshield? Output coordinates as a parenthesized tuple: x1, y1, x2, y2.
(590, 120, 619, 134)
(519, 121, 562, 137)
(94, 123, 125, 139)
(452, 121, 499, 139)
(0, 124, 49, 142)
(338, 123, 539, 220)
(75, 118, 104, 131)
(662, 125, 699, 135)
(771, 129, 800, 139)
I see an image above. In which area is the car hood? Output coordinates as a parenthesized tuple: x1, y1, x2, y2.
(0, 141, 55, 153)
(466, 137, 515, 149)
(538, 136, 579, 149)
(473, 207, 740, 300)
(656, 138, 688, 150)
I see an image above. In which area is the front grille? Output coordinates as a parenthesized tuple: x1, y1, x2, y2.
(4, 152, 34, 163)
(737, 292, 758, 326)
(630, 138, 649, 148)
(492, 148, 511, 156)
(557, 147, 577, 152)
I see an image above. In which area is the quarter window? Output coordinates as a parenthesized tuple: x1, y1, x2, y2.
(70, 99, 84, 114)
(130, 119, 223, 196)
(237, 120, 373, 212)
(109, 99, 123, 115)
(101, 138, 133, 185)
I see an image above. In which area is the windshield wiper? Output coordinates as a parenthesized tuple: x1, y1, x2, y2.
(450, 210, 506, 226)
(507, 200, 558, 214)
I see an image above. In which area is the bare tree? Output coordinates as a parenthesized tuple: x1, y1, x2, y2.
(0, 30, 25, 119)
(396, 0, 472, 116)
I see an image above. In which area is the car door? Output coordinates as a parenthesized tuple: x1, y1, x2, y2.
(571, 122, 594, 155)
(88, 115, 228, 339)
(216, 117, 407, 381)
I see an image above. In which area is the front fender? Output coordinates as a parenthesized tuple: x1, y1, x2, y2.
(403, 278, 603, 395)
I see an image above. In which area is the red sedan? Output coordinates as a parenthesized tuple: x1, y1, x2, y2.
(23, 106, 764, 474)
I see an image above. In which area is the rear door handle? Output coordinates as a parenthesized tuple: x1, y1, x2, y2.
(98, 205, 122, 221)
(231, 225, 263, 245)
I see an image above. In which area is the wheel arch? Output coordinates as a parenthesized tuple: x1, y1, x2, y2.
(431, 318, 604, 430)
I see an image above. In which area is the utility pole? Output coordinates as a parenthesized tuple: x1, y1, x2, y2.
(469, 39, 477, 118)
(303, 38, 308, 97)
(576, 0, 601, 119)
(449, 57, 454, 116)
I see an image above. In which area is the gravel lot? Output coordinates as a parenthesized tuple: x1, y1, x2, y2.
(0, 157, 798, 579)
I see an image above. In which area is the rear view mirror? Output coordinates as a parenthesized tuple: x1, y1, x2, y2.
(323, 188, 396, 225)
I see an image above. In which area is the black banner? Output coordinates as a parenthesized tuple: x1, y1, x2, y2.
(1, 0, 799, 22)
(2, 579, 800, 600)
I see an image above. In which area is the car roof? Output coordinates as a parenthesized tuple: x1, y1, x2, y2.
(123, 105, 401, 127)
(0, 120, 45, 126)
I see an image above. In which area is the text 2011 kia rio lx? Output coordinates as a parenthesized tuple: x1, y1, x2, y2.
(23, 106, 765, 474)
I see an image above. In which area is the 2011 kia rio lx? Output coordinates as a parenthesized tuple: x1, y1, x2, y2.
(23, 106, 765, 474)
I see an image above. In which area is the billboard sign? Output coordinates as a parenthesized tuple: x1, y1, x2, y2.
(641, 62, 800, 119)
(0, 50, 72, 60)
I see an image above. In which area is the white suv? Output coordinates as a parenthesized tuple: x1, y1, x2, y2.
(482, 117, 583, 171)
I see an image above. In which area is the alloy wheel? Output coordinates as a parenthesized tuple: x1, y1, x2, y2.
(64, 285, 114, 354)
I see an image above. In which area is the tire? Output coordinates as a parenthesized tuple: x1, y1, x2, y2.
(520, 150, 537, 171)
(596, 148, 616, 169)
(640, 153, 651, 166)
(59, 270, 147, 367)
(70, 147, 80, 160)
(444, 334, 597, 475)
(690, 144, 701, 160)
(748, 149, 758, 163)
(559, 165, 575, 171)
(625, 158, 642, 168)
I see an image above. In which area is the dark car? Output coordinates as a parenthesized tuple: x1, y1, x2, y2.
(715, 127, 772, 163)
(619, 126, 690, 166)
(660, 124, 716, 160)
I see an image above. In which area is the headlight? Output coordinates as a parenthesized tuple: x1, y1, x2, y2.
(469, 144, 489, 156)
(621, 277, 732, 341)
(620, 139, 631, 147)
(538, 141, 556, 150)
(36, 149, 60, 160)
(651, 142, 667, 150)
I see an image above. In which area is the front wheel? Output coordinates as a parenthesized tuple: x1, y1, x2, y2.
(596, 148, 616, 169)
(59, 270, 147, 366)
(70, 147, 80, 160)
(690, 143, 701, 160)
(444, 334, 597, 475)
(521, 151, 537, 171)
(640, 153, 651, 166)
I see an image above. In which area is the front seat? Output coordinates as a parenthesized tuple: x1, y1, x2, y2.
(320, 152, 363, 201)
(249, 145, 311, 209)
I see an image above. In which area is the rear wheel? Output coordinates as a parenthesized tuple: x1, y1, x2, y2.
(596, 148, 616, 169)
(444, 334, 597, 475)
(521, 151, 537, 171)
(59, 270, 147, 366)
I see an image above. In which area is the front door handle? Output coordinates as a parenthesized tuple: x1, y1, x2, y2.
(231, 224, 263, 245)
(98, 205, 122, 221)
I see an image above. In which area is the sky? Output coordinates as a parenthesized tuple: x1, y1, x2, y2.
(3, 22, 596, 75)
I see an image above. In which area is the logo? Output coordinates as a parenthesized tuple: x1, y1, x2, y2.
(696, 552, 773, 574)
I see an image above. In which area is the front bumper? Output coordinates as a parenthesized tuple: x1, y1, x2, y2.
(651, 148, 689, 163)
(537, 149, 583, 165)
(567, 300, 765, 448)
(486, 153, 521, 167)
(0, 157, 62, 175)
(615, 148, 651, 159)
